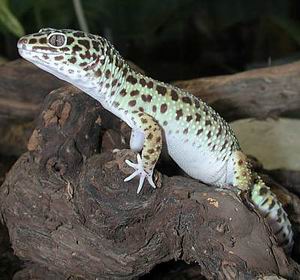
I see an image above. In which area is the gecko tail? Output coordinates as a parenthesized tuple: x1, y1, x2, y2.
(250, 174, 294, 253)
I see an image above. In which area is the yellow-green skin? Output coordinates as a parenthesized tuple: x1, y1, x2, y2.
(18, 28, 293, 253)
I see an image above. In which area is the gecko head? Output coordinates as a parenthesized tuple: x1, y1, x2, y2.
(17, 28, 106, 88)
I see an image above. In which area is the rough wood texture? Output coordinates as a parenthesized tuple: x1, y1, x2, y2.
(0, 59, 66, 157)
(0, 87, 299, 279)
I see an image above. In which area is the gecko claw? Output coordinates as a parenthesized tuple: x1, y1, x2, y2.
(124, 154, 156, 193)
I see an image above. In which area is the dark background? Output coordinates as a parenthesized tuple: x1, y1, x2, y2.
(1, 0, 300, 81)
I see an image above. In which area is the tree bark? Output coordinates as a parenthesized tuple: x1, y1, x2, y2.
(0, 86, 299, 279)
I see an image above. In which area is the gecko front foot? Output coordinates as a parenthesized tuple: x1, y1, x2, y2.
(124, 154, 156, 194)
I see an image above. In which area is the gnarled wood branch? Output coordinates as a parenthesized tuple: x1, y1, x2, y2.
(0, 87, 299, 279)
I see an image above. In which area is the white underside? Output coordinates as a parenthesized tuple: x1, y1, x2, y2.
(165, 134, 234, 186)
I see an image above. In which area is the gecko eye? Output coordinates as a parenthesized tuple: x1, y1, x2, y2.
(47, 33, 67, 48)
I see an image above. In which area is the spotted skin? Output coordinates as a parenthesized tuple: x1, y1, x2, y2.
(18, 28, 293, 253)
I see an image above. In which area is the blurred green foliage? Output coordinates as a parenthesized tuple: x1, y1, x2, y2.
(1, 0, 300, 79)
(0, 0, 24, 36)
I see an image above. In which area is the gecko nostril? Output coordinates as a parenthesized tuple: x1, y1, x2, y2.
(17, 38, 28, 48)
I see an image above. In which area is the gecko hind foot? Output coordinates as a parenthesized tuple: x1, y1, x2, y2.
(124, 154, 156, 194)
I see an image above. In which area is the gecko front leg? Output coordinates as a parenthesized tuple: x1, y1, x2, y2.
(130, 129, 144, 152)
(124, 111, 162, 194)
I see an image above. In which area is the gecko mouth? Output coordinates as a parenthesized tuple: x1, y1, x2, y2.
(18, 47, 59, 56)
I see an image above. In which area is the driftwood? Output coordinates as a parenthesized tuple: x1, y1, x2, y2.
(0, 85, 299, 279)
(174, 61, 300, 121)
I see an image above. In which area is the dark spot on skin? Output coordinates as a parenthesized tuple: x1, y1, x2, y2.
(186, 116, 192, 122)
(111, 91, 115, 96)
(80, 62, 87, 66)
(176, 109, 183, 120)
(277, 209, 282, 216)
(205, 120, 212, 126)
(148, 149, 155, 154)
(92, 40, 100, 51)
(113, 101, 120, 107)
(171, 90, 178, 101)
(259, 187, 268, 196)
(78, 39, 90, 49)
(84, 51, 91, 59)
(140, 78, 147, 87)
(207, 131, 212, 138)
(74, 31, 86, 37)
(115, 58, 123, 68)
(144, 155, 150, 160)
(68, 57, 76, 64)
(163, 121, 168, 126)
(183, 128, 188, 134)
(67, 37, 75, 45)
(139, 107, 144, 112)
(217, 127, 222, 137)
(94, 69, 102, 77)
(127, 75, 137, 85)
(156, 85, 167, 96)
(147, 81, 154, 88)
(39, 37, 47, 44)
(123, 68, 128, 76)
(141, 118, 147, 123)
(73, 45, 82, 52)
(128, 100, 136, 107)
(105, 69, 111, 78)
(130, 90, 139, 96)
(141, 94, 152, 102)
(60, 47, 69, 52)
(120, 89, 127, 96)
(195, 113, 201, 122)
(194, 98, 201, 108)
(160, 104, 167, 113)
(112, 79, 118, 87)
(156, 137, 161, 143)
(238, 159, 243, 166)
(105, 83, 110, 88)
(147, 133, 153, 140)
(92, 53, 100, 62)
(277, 217, 282, 223)
(32, 46, 52, 51)
(42, 54, 49, 59)
(197, 129, 203, 135)
(212, 144, 216, 151)
(152, 105, 157, 112)
(29, 38, 37, 44)
(182, 96, 192, 105)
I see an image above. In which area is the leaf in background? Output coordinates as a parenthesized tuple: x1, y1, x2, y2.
(0, 0, 24, 36)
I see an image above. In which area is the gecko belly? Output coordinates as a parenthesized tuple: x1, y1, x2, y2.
(165, 135, 235, 186)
